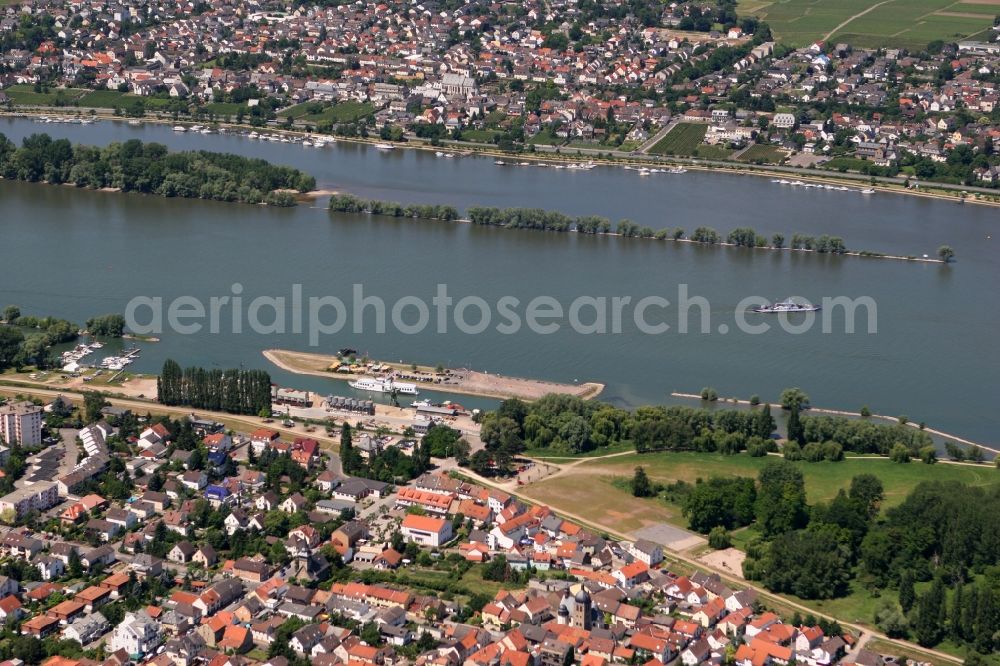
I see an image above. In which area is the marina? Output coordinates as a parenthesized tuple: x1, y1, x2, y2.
(60, 341, 141, 373)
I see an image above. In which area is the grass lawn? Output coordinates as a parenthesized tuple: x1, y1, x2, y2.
(648, 123, 708, 156)
(78, 90, 129, 107)
(737, 144, 787, 163)
(527, 129, 562, 145)
(277, 102, 313, 119)
(823, 156, 871, 172)
(520, 473, 684, 535)
(279, 101, 375, 124)
(4, 84, 89, 106)
(459, 129, 503, 143)
(738, 0, 998, 49)
(204, 102, 246, 116)
(532, 451, 1000, 511)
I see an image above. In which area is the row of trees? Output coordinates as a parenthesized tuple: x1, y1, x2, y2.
(157, 359, 272, 415)
(792, 412, 935, 455)
(328, 194, 459, 220)
(456, 205, 858, 254)
(84, 313, 126, 337)
(0, 133, 315, 205)
(474, 394, 778, 463)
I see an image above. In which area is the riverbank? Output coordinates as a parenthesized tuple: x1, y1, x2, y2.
(671, 391, 999, 455)
(263, 348, 604, 402)
(5, 108, 999, 210)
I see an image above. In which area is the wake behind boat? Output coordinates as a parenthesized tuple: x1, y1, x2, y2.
(752, 298, 821, 313)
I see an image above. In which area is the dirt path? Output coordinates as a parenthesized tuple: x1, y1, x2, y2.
(823, 0, 895, 41)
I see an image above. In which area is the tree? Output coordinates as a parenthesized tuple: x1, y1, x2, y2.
(849, 474, 884, 519)
(912, 578, 947, 646)
(68, 547, 83, 578)
(761, 527, 852, 599)
(780, 387, 810, 410)
(889, 443, 910, 463)
(684, 477, 757, 533)
(898, 570, 916, 613)
(0, 325, 24, 369)
(2, 305, 20, 322)
(631, 466, 654, 497)
(786, 403, 805, 445)
(453, 438, 471, 466)
(755, 459, 808, 537)
(85, 314, 126, 337)
(469, 449, 492, 475)
(875, 601, 909, 638)
(83, 391, 108, 423)
(708, 526, 731, 549)
(340, 422, 361, 474)
(937, 245, 955, 263)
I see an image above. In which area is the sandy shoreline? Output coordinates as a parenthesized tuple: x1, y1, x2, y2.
(264, 348, 603, 402)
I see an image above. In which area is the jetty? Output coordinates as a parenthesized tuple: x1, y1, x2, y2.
(264, 349, 603, 402)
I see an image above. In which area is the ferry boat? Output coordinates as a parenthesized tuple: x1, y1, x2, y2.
(752, 298, 821, 313)
(349, 377, 419, 395)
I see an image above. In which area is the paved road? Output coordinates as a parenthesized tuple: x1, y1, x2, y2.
(637, 120, 677, 153)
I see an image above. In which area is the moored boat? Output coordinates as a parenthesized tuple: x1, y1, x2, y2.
(752, 298, 821, 313)
(349, 377, 419, 395)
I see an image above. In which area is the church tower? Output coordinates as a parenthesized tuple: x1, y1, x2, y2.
(571, 587, 592, 630)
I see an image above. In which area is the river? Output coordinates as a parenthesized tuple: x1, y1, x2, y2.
(0, 116, 997, 444)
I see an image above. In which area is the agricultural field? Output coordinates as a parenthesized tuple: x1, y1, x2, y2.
(648, 122, 709, 155)
(203, 102, 246, 116)
(77, 91, 175, 110)
(737, 143, 788, 163)
(520, 473, 684, 535)
(3, 84, 89, 106)
(737, 0, 1000, 49)
(278, 100, 374, 124)
(694, 143, 736, 159)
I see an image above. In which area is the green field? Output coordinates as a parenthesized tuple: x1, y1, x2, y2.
(528, 452, 1000, 506)
(694, 143, 735, 159)
(203, 102, 246, 116)
(823, 156, 871, 172)
(77, 90, 175, 110)
(4, 84, 89, 106)
(737, 143, 788, 163)
(648, 123, 708, 156)
(278, 101, 374, 124)
(78, 90, 129, 107)
(738, 0, 999, 49)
